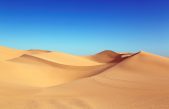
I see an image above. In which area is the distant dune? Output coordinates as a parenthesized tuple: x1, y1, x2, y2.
(0, 46, 169, 109)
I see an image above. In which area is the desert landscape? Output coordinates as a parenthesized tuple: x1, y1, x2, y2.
(0, 46, 169, 109)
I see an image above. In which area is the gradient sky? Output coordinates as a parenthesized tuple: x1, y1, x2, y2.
(0, 0, 169, 56)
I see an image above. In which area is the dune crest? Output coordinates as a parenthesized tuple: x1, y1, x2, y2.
(27, 49, 51, 54)
(87, 50, 128, 63)
(30, 51, 106, 66)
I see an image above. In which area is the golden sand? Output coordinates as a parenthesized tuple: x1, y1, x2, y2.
(0, 46, 169, 109)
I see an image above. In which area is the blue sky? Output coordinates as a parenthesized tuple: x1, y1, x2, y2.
(0, 0, 169, 56)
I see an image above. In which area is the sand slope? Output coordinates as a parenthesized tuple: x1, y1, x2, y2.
(0, 46, 169, 109)
(0, 46, 24, 61)
(30, 51, 104, 66)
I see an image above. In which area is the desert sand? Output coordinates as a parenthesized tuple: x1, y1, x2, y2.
(0, 46, 169, 109)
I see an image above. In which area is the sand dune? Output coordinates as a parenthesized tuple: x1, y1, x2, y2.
(0, 46, 24, 61)
(86, 50, 122, 63)
(0, 46, 169, 109)
(30, 51, 104, 66)
(0, 54, 113, 87)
